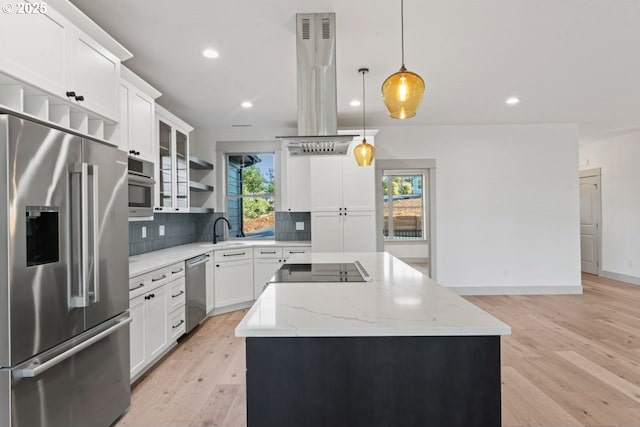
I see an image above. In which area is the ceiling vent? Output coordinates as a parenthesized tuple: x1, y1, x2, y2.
(277, 13, 356, 156)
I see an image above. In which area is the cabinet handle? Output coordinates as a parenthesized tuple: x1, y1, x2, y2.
(75, 95, 85, 102)
(172, 319, 185, 329)
(339, 213, 342, 216)
(223, 252, 245, 257)
(261, 251, 277, 254)
(150, 293, 155, 298)
(152, 274, 167, 282)
(130, 283, 144, 291)
(216, 264, 220, 267)
(129, 150, 136, 155)
(171, 268, 184, 274)
(66, 91, 76, 97)
(339, 207, 342, 211)
(289, 250, 306, 254)
(172, 290, 185, 298)
(175, 208, 180, 211)
(144, 295, 151, 300)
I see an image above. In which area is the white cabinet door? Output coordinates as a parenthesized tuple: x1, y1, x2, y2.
(69, 29, 120, 120)
(145, 285, 168, 361)
(0, 4, 68, 97)
(254, 258, 282, 298)
(310, 156, 342, 211)
(341, 143, 375, 211)
(311, 212, 344, 252)
(214, 259, 254, 308)
(129, 91, 155, 162)
(285, 156, 311, 212)
(129, 295, 146, 380)
(342, 211, 377, 252)
(205, 252, 214, 314)
(118, 83, 130, 151)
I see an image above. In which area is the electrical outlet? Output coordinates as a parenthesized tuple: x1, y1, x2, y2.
(141, 226, 147, 239)
(159, 225, 165, 236)
(296, 221, 305, 231)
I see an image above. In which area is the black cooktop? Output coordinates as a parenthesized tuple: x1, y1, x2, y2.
(269, 262, 369, 283)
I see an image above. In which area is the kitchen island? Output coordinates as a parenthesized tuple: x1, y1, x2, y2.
(236, 252, 510, 427)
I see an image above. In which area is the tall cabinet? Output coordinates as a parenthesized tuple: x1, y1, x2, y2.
(155, 105, 194, 213)
(310, 138, 377, 252)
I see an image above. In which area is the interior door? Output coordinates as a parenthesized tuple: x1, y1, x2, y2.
(82, 140, 129, 329)
(580, 175, 600, 274)
(5, 115, 83, 367)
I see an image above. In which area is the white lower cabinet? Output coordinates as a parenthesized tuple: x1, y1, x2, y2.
(205, 251, 214, 314)
(129, 295, 146, 379)
(214, 258, 254, 308)
(129, 262, 186, 381)
(254, 258, 282, 298)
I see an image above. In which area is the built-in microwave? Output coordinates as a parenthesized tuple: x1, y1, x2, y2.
(128, 156, 155, 217)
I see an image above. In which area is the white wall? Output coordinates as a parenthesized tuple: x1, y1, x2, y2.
(193, 123, 582, 292)
(376, 124, 581, 291)
(579, 129, 640, 280)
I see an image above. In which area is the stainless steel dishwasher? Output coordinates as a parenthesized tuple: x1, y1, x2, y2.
(185, 254, 209, 333)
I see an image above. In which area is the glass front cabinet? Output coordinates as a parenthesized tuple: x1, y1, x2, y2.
(155, 105, 194, 212)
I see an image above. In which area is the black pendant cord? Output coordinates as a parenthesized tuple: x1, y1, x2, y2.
(401, 0, 405, 67)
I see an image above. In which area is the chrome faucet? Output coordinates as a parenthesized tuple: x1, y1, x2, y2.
(213, 216, 232, 244)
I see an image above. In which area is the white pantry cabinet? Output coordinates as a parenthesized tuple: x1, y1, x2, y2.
(0, 3, 122, 121)
(311, 211, 376, 252)
(310, 139, 376, 212)
(120, 67, 161, 161)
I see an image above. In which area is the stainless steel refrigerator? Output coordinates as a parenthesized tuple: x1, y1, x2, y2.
(0, 114, 130, 427)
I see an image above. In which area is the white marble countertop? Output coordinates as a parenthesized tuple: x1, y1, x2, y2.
(129, 240, 311, 277)
(235, 252, 511, 338)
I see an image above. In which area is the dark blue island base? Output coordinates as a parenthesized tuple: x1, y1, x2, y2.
(246, 335, 501, 427)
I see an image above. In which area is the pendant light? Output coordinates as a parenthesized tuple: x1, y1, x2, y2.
(382, 0, 425, 119)
(354, 68, 375, 167)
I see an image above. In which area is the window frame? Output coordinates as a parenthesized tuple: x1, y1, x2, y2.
(225, 152, 277, 240)
(383, 170, 428, 242)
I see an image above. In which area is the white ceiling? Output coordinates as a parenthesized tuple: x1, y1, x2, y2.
(70, 0, 640, 138)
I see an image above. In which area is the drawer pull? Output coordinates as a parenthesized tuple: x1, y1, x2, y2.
(172, 319, 185, 329)
(172, 290, 185, 298)
(152, 274, 167, 282)
(223, 252, 245, 257)
(261, 251, 277, 254)
(130, 283, 144, 291)
(289, 251, 306, 254)
(171, 268, 184, 274)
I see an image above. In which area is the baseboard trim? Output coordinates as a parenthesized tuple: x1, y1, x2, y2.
(209, 301, 254, 316)
(449, 285, 583, 296)
(601, 270, 640, 286)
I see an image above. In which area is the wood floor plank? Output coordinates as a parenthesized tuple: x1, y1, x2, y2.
(556, 350, 640, 404)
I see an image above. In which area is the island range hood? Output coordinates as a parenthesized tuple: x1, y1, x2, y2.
(277, 13, 357, 156)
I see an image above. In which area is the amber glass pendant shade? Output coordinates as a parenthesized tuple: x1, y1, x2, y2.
(382, 66, 425, 119)
(354, 139, 375, 167)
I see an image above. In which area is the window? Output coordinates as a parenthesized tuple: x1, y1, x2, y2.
(226, 153, 275, 238)
(382, 173, 426, 240)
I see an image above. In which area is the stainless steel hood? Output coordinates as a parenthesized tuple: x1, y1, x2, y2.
(277, 13, 357, 156)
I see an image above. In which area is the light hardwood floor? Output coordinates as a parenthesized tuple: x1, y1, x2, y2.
(117, 274, 640, 427)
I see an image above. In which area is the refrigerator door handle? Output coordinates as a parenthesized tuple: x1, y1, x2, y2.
(89, 164, 100, 303)
(69, 162, 90, 308)
(13, 316, 132, 378)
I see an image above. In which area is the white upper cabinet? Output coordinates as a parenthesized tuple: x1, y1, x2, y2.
(310, 139, 376, 212)
(120, 67, 161, 161)
(0, 1, 130, 122)
(0, 4, 68, 96)
(68, 30, 120, 120)
(283, 155, 311, 212)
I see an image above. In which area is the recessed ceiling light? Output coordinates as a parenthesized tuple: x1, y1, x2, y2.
(350, 100, 361, 107)
(505, 97, 520, 105)
(202, 49, 219, 59)
(241, 101, 253, 109)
